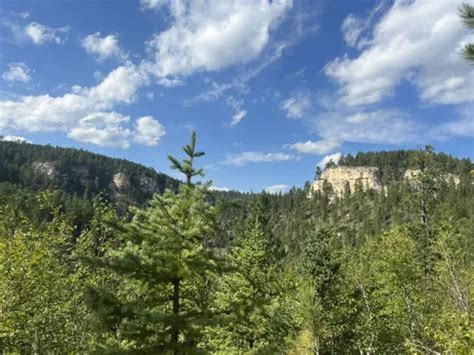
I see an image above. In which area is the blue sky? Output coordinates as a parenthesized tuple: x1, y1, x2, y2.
(1, 0, 473, 193)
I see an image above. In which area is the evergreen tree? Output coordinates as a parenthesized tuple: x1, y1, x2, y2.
(0, 192, 94, 353)
(298, 225, 357, 353)
(459, 3, 474, 64)
(85, 132, 218, 353)
(206, 221, 297, 353)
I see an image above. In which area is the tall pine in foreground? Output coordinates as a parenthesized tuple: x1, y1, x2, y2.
(86, 131, 218, 353)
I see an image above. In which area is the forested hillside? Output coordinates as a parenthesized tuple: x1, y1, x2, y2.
(0, 140, 180, 205)
(1, 138, 473, 353)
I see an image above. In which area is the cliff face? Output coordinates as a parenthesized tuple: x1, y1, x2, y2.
(32, 162, 59, 180)
(310, 166, 382, 197)
(113, 172, 131, 191)
(403, 169, 460, 185)
(310, 166, 462, 197)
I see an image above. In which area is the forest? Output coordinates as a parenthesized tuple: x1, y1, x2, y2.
(0, 132, 473, 354)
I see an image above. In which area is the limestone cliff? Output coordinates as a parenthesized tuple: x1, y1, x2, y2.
(309, 166, 382, 197)
(113, 172, 131, 191)
(310, 166, 461, 198)
(32, 162, 59, 180)
(404, 169, 460, 185)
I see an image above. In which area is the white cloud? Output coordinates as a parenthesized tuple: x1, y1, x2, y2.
(341, 14, 367, 47)
(230, 110, 246, 126)
(68, 112, 131, 148)
(189, 41, 289, 104)
(133, 115, 166, 146)
(280, 92, 311, 118)
(0, 63, 155, 148)
(1, 135, 32, 144)
(442, 117, 474, 137)
(436, 105, 474, 138)
(325, 0, 474, 106)
(288, 138, 341, 154)
(264, 184, 289, 194)
(24, 22, 67, 45)
(317, 109, 420, 145)
(209, 185, 230, 192)
(82, 32, 126, 61)
(3, 63, 32, 83)
(140, 0, 166, 11)
(341, 1, 386, 48)
(144, 0, 292, 79)
(317, 152, 342, 169)
(223, 151, 299, 166)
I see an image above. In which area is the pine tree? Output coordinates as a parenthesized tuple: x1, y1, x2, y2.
(85, 132, 218, 353)
(459, 3, 474, 64)
(205, 221, 297, 353)
(298, 225, 359, 353)
(0, 192, 93, 353)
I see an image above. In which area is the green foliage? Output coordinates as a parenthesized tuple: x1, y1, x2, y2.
(0, 192, 96, 353)
(168, 130, 205, 185)
(460, 3, 474, 63)
(85, 132, 219, 353)
(0, 140, 473, 353)
(0, 140, 180, 207)
(205, 221, 297, 353)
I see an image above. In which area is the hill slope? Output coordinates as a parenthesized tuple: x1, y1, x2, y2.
(0, 141, 180, 206)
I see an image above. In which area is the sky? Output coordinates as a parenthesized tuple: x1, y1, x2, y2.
(1, 0, 473, 193)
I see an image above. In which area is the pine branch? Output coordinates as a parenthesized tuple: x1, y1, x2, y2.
(459, 3, 474, 30)
(167, 130, 205, 184)
(462, 43, 474, 64)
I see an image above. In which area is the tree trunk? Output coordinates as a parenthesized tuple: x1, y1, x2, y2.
(172, 278, 180, 355)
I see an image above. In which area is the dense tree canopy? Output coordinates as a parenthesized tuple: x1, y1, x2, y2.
(0, 140, 473, 353)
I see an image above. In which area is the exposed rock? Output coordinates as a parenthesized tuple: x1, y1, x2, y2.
(113, 172, 131, 191)
(404, 169, 460, 185)
(309, 166, 381, 197)
(310, 166, 462, 198)
(32, 162, 59, 180)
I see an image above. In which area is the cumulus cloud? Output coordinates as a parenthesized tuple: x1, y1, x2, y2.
(317, 152, 342, 169)
(223, 151, 299, 166)
(264, 184, 288, 194)
(3, 63, 32, 83)
(24, 22, 68, 45)
(133, 115, 166, 146)
(280, 91, 311, 118)
(82, 32, 127, 61)
(1, 135, 32, 144)
(144, 0, 292, 79)
(230, 110, 247, 126)
(68, 112, 131, 148)
(288, 138, 341, 154)
(0, 63, 160, 148)
(325, 0, 474, 106)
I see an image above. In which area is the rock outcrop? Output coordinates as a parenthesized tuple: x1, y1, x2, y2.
(113, 172, 131, 191)
(32, 162, 59, 180)
(404, 169, 460, 185)
(309, 166, 382, 197)
(310, 166, 462, 198)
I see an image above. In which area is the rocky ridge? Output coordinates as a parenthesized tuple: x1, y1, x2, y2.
(310, 166, 462, 197)
(309, 166, 381, 197)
